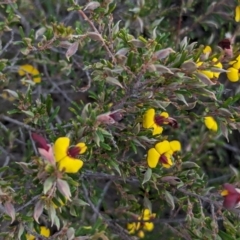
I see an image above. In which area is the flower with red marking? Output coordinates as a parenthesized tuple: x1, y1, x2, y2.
(143, 108, 178, 135)
(147, 140, 181, 168)
(32, 133, 87, 174)
(54, 137, 87, 173)
(221, 183, 240, 209)
(218, 39, 233, 59)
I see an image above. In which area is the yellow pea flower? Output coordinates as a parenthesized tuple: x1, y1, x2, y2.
(204, 116, 218, 132)
(53, 137, 87, 173)
(143, 108, 177, 135)
(196, 58, 222, 79)
(147, 140, 181, 168)
(18, 64, 41, 83)
(26, 226, 50, 240)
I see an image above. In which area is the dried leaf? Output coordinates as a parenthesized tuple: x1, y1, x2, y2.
(3, 89, 18, 99)
(128, 39, 145, 48)
(154, 64, 174, 74)
(84, 1, 100, 11)
(66, 42, 79, 61)
(67, 227, 75, 240)
(165, 190, 175, 210)
(87, 32, 103, 41)
(153, 48, 175, 60)
(33, 200, 44, 223)
(106, 76, 124, 88)
(195, 72, 215, 86)
(57, 179, 72, 201)
(161, 176, 181, 185)
(4, 201, 15, 223)
(181, 61, 197, 72)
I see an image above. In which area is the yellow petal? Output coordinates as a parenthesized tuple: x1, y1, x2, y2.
(161, 153, 173, 168)
(76, 142, 87, 154)
(233, 60, 240, 69)
(235, 6, 240, 22)
(143, 209, 151, 218)
(54, 137, 70, 162)
(227, 67, 239, 82)
(213, 59, 222, 69)
(196, 61, 203, 67)
(155, 140, 171, 155)
(138, 230, 145, 238)
(26, 226, 50, 240)
(26, 234, 35, 240)
(40, 226, 50, 237)
(221, 189, 229, 196)
(144, 222, 154, 232)
(18, 64, 41, 83)
(127, 223, 136, 234)
(143, 108, 155, 128)
(160, 112, 169, 118)
(204, 116, 218, 131)
(199, 70, 214, 79)
(58, 156, 83, 173)
(152, 124, 163, 135)
(203, 46, 212, 54)
(147, 148, 160, 168)
(170, 140, 181, 152)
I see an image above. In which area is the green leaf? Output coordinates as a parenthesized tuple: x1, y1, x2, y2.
(72, 198, 90, 206)
(43, 176, 55, 194)
(109, 161, 121, 176)
(106, 77, 124, 88)
(165, 190, 175, 210)
(48, 106, 60, 123)
(142, 168, 152, 185)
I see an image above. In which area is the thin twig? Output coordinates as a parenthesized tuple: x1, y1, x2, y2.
(92, 180, 112, 221)
(78, 10, 116, 63)
(0, 30, 14, 56)
(82, 182, 134, 240)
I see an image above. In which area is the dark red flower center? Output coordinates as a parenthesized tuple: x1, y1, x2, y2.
(31, 133, 49, 151)
(159, 154, 168, 165)
(218, 39, 231, 49)
(154, 115, 167, 126)
(67, 146, 80, 158)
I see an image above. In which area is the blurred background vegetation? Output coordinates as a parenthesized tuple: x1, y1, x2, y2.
(1, 0, 240, 239)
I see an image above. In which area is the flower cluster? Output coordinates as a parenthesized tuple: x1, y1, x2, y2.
(127, 208, 156, 238)
(196, 46, 223, 80)
(26, 226, 50, 240)
(147, 140, 181, 168)
(221, 183, 240, 209)
(143, 108, 177, 135)
(32, 133, 87, 173)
